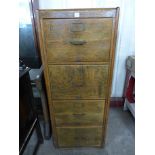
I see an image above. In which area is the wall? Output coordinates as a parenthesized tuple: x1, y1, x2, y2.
(38, 0, 135, 97)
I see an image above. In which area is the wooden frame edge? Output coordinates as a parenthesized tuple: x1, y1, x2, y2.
(101, 7, 120, 147)
(35, 10, 59, 147)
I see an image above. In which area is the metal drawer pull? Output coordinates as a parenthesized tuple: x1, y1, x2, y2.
(70, 39, 86, 45)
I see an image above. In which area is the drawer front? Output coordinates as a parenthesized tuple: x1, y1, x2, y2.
(54, 113, 103, 126)
(57, 127, 102, 147)
(49, 65, 109, 99)
(52, 100, 105, 114)
(42, 18, 113, 63)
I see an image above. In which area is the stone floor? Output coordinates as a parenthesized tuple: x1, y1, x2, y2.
(24, 107, 135, 155)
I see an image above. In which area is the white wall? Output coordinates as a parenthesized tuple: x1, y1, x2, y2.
(38, 0, 135, 97)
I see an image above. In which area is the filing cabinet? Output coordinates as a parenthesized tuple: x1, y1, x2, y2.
(36, 8, 119, 147)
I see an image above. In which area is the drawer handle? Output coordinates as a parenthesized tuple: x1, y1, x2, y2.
(70, 39, 86, 45)
(73, 113, 85, 117)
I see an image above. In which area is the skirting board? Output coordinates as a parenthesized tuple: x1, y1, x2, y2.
(110, 97, 124, 107)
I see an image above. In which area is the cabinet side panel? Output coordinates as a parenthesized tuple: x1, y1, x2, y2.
(101, 8, 120, 146)
(35, 10, 58, 147)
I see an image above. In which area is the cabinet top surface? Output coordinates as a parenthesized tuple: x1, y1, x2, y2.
(37, 8, 119, 11)
(37, 8, 119, 19)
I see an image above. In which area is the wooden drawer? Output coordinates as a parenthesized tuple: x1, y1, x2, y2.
(52, 100, 105, 113)
(42, 18, 113, 63)
(54, 113, 103, 126)
(57, 127, 103, 147)
(49, 65, 109, 99)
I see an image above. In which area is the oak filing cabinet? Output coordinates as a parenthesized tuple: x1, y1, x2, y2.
(36, 8, 119, 148)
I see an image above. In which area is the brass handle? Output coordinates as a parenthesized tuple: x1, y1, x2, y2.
(70, 39, 86, 45)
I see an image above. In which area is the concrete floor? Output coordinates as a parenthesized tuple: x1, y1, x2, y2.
(24, 107, 135, 155)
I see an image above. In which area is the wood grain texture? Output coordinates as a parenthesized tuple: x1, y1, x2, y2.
(54, 113, 103, 126)
(57, 127, 102, 147)
(36, 11, 59, 146)
(42, 18, 112, 63)
(36, 8, 119, 148)
(49, 65, 109, 99)
(52, 100, 105, 113)
(52, 100, 105, 126)
(101, 8, 120, 146)
(38, 8, 116, 18)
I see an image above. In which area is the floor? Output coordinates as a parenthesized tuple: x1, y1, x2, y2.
(24, 107, 135, 155)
